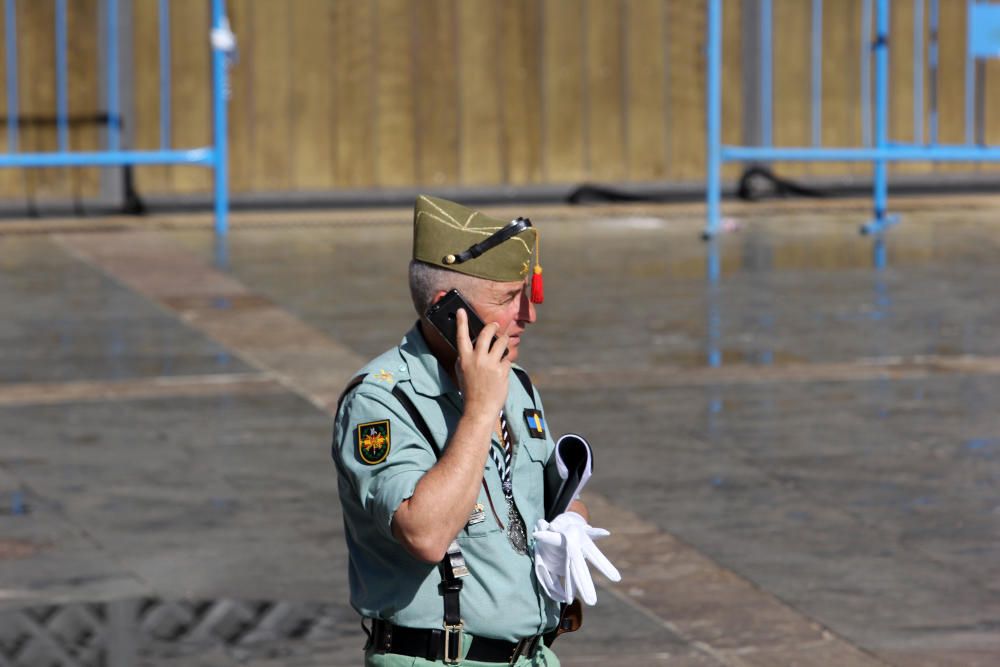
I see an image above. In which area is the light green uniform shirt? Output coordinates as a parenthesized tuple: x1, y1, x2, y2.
(331, 324, 560, 641)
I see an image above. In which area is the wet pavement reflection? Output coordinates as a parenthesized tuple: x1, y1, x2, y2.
(0, 237, 251, 384)
(166, 207, 1000, 372)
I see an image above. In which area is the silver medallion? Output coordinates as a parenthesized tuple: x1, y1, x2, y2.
(505, 496, 528, 554)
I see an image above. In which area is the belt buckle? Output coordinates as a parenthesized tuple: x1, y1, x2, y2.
(510, 635, 541, 664)
(442, 621, 464, 665)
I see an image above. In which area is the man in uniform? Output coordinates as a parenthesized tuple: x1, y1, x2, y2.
(331, 195, 618, 666)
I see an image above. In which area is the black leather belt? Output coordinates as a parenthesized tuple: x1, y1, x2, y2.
(366, 619, 546, 664)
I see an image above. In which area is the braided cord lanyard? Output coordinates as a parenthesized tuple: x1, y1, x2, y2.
(489, 410, 528, 554)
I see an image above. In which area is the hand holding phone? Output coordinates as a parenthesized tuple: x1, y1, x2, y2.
(425, 289, 487, 352)
(425, 290, 510, 413)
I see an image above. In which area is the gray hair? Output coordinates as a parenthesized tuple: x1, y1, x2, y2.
(408, 260, 480, 316)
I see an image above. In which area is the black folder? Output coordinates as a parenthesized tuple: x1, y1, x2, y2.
(544, 434, 593, 522)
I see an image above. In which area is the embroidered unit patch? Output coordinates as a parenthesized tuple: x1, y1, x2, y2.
(523, 409, 546, 438)
(357, 420, 391, 465)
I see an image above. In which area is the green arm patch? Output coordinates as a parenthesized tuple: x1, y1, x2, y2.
(357, 420, 391, 465)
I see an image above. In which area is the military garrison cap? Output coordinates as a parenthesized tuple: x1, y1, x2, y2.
(413, 195, 544, 302)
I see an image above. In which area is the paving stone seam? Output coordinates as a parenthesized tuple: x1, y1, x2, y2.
(51, 229, 892, 664)
(0, 373, 284, 407)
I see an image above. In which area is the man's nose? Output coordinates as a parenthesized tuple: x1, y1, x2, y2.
(519, 291, 537, 323)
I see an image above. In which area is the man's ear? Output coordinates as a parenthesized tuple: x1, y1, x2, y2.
(429, 290, 450, 307)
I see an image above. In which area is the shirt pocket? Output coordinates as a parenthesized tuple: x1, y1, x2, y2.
(459, 484, 503, 539)
(514, 438, 550, 530)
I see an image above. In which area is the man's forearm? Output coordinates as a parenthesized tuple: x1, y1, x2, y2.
(391, 408, 496, 562)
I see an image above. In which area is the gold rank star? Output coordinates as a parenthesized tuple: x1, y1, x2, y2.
(372, 369, 394, 384)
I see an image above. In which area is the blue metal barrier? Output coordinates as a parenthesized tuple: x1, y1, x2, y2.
(0, 0, 234, 234)
(706, 0, 1000, 238)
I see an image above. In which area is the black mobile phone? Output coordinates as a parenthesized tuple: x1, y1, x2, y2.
(425, 289, 491, 352)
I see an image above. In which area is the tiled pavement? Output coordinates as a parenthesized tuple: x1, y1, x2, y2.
(2, 198, 999, 665)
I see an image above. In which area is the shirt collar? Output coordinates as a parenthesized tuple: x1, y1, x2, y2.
(400, 322, 460, 398)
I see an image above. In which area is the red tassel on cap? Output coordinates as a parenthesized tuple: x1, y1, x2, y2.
(530, 232, 544, 304)
(531, 265, 544, 304)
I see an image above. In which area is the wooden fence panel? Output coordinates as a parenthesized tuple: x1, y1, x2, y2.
(457, 0, 503, 186)
(820, 0, 866, 178)
(586, 0, 627, 183)
(169, 0, 211, 194)
(372, 0, 416, 188)
(66, 0, 101, 196)
(666, 0, 706, 182)
(289, 0, 336, 190)
(624, 0, 669, 182)
(332, 1, 376, 188)
(541, 0, 586, 184)
(16, 0, 63, 198)
(0, 0, 995, 202)
(498, 0, 543, 185)
(413, 0, 459, 186)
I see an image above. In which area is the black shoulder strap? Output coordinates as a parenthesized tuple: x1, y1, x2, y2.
(512, 367, 537, 409)
(390, 384, 464, 653)
(391, 385, 442, 458)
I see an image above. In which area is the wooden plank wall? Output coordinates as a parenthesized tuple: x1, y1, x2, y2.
(0, 0, 997, 202)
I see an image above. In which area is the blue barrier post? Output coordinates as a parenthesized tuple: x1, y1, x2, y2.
(929, 0, 939, 143)
(55, 0, 69, 152)
(863, 0, 897, 235)
(861, 0, 873, 146)
(706, 0, 1000, 238)
(965, 0, 975, 145)
(210, 0, 230, 236)
(158, 0, 171, 150)
(106, 0, 120, 152)
(706, 0, 723, 239)
(913, 0, 924, 145)
(760, 0, 773, 149)
(0, 0, 231, 230)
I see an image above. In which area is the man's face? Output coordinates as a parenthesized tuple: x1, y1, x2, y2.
(463, 277, 537, 363)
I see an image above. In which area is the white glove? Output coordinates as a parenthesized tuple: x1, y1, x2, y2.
(532, 511, 621, 606)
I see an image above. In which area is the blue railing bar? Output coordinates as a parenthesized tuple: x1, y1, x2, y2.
(913, 0, 924, 145)
(873, 0, 890, 221)
(159, 0, 170, 150)
(705, 0, 723, 238)
(928, 0, 939, 144)
(211, 0, 230, 236)
(0, 148, 214, 168)
(861, 0, 873, 146)
(106, 0, 120, 151)
(811, 0, 823, 147)
(964, 0, 974, 145)
(4, 0, 17, 152)
(720, 145, 1000, 161)
(55, 0, 69, 152)
(760, 0, 773, 147)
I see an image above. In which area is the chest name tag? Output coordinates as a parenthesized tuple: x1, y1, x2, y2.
(523, 409, 546, 439)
